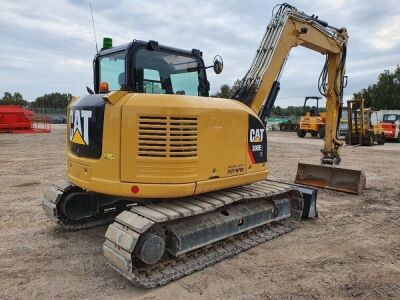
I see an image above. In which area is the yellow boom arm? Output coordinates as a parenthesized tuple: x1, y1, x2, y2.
(233, 4, 348, 164)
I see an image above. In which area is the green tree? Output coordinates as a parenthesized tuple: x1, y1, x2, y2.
(212, 80, 324, 117)
(273, 106, 283, 115)
(31, 92, 73, 108)
(0, 92, 28, 106)
(271, 105, 325, 117)
(354, 66, 400, 110)
(212, 84, 232, 98)
(212, 80, 241, 98)
(213, 83, 300, 116)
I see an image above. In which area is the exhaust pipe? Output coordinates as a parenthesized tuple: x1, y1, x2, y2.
(295, 163, 366, 194)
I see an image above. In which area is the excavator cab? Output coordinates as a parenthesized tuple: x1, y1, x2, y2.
(297, 96, 326, 138)
(93, 40, 211, 97)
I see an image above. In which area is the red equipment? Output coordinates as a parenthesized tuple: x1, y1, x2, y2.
(0, 105, 50, 134)
(380, 113, 400, 142)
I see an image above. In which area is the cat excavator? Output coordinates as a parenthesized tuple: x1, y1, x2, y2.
(42, 3, 365, 287)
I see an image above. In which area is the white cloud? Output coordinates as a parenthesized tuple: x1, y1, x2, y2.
(0, 0, 399, 106)
(368, 15, 400, 50)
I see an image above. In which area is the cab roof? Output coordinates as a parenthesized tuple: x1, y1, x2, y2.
(97, 40, 203, 59)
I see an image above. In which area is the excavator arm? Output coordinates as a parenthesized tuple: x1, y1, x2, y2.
(233, 4, 365, 194)
(233, 3, 347, 164)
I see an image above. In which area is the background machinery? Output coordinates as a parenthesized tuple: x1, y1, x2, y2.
(338, 107, 349, 139)
(279, 118, 298, 132)
(346, 99, 385, 146)
(0, 105, 50, 134)
(297, 96, 326, 138)
(380, 113, 400, 142)
(43, 3, 365, 287)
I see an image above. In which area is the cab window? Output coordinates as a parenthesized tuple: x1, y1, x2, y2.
(383, 114, 398, 122)
(135, 48, 204, 96)
(143, 69, 165, 94)
(99, 51, 125, 91)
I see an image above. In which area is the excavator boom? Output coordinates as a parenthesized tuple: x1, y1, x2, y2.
(233, 3, 365, 193)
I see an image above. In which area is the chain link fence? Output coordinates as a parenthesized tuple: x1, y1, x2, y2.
(30, 108, 67, 124)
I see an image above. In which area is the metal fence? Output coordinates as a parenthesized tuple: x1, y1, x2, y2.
(30, 107, 67, 116)
(30, 108, 67, 124)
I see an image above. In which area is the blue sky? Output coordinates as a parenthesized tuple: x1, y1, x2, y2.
(0, 0, 399, 107)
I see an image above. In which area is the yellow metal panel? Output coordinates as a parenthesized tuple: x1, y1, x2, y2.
(195, 171, 268, 195)
(67, 92, 268, 198)
(120, 94, 252, 184)
(103, 91, 128, 105)
(67, 160, 92, 183)
(68, 172, 196, 198)
(67, 93, 129, 190)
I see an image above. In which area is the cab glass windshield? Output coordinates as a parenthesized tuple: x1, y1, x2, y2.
(383, 114, 399, 123)
(135, 48, 203, 96)
(99, 51, 125, 91)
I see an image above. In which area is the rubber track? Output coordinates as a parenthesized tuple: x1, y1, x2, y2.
(103, 180, 303, 288)
(42, 181, 118, 231)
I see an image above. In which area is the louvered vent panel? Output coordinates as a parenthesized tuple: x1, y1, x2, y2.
(138, 116, 198, 158)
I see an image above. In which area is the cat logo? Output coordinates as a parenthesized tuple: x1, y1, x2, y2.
(249, 128, 265, 143)
(70, 109, 92, 145)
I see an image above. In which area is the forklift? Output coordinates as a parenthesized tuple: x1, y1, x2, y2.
(346, 99, 385, 146)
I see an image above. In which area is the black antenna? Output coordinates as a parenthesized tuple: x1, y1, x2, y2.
(90, 2, 99, 53)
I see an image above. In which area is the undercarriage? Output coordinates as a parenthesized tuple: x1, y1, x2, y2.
(42, 180, 316, 287)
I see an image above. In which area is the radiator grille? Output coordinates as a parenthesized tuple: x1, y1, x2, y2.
(138, 116, 198, 158)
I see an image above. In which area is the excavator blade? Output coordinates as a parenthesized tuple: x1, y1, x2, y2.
(295, 163, 366, 194)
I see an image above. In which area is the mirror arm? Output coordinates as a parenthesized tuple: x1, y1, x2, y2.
(86, 86, 95, 95)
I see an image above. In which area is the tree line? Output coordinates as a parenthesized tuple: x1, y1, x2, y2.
(0, 92, 73, 108)
(353, 66, 400, 110)
(1, 66, 399, 111)
(210, 82, 319, 116)
(212, 66, 400, 114)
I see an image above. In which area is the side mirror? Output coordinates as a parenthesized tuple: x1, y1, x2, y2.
(213, 55, 223, 74)
(343, 75, 348, 88)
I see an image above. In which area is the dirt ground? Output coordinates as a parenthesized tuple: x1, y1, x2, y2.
(0, 125, 399, 300)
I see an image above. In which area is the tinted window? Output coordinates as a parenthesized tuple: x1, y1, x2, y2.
(170, 72, 199, 96)
(99, 51, 125, 91)
(143, 69, 164, 94)
(383, 114, 398, 122)
(135, 48, 203, 96)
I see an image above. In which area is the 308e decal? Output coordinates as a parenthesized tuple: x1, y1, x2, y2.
(248, 115, 267, 164)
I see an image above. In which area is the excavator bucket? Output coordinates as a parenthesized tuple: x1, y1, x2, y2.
(295, 163, 366, 194)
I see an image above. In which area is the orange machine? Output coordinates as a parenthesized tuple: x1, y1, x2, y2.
(380, 113, 400, 142)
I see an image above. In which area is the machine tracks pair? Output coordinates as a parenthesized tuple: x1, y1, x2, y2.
(43, 180, 304, 288)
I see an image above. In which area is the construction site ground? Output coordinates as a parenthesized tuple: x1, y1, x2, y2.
(0, 125, 399, 299)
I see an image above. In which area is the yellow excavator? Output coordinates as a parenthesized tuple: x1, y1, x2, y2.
(42, 3, 365, 287)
